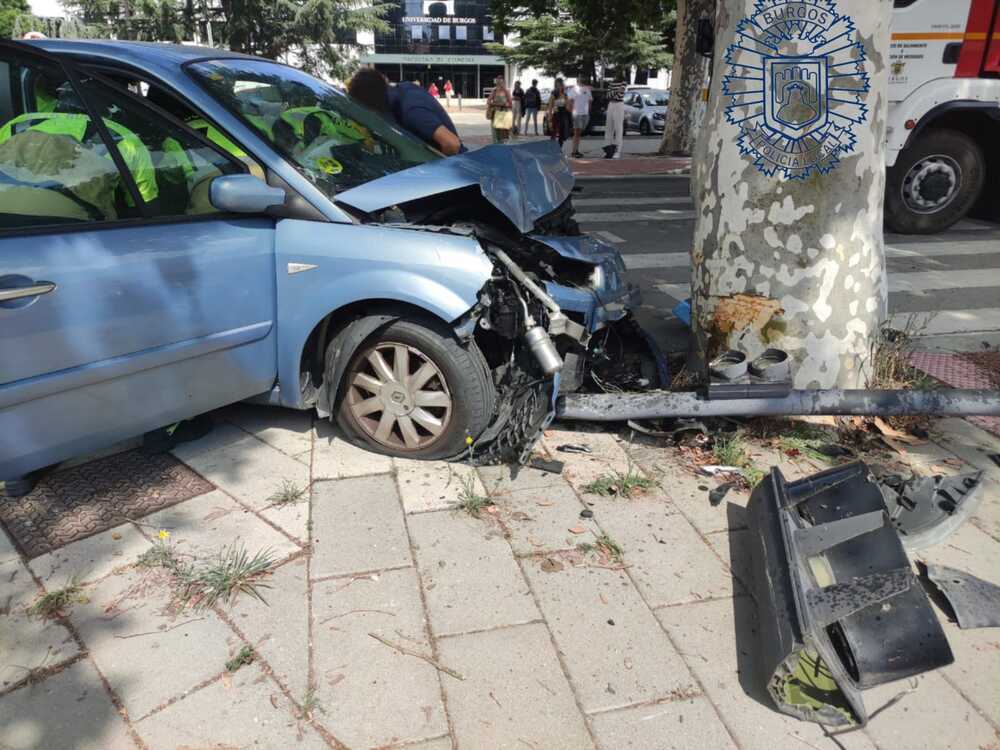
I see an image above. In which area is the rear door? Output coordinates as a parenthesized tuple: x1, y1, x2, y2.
(0, 44, 277, 480)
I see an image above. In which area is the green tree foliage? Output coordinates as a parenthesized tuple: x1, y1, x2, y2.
(1, 0, 31, 38)
(488, 0, 675, 79)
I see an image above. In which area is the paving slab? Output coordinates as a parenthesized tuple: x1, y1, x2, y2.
(589, 696, 737, 750)
(1, 528, 19, 566)
(656, 598, 876, 750)
(313, 421, 394, 479)
(394, 458, 485, 514)
(934, 612, 1000, 726)
(312, 567, 448, 748)
(543, 428, 633, 491)
(0, 659, 135, 750)
(496, 482, 597, 555)
(915, 522, 1000, 583)
(139, 489, 300, 562)
(1, 561, 79, 690)
(592, 500, 737, 606)
(28, 523, 149, 586)
(259, 495, 312, 543)
(706, 526, 754, 593)
(228, 557, 310, 700)
(70, 567, 236, 720)
(173, 423, 311, 511)
(522, 559, 697, 714)
(405, 736, 453, 749)
(477, 462, 570, 495)
(408, 510, 539, 636)
(649, 464, 749, 535)
(311, 475, 412, 579)
(972, 474, 1000, 543)
(220, 403, 315, 458)
(436, 622, 594, 749)
(863, 670, 996, 750)
(930, 417, 1000, 480)
(135, 663, 327, 749)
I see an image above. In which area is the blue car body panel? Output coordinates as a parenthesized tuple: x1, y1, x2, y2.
(336, 141, 574, 234)
(273, 221, 493, 408)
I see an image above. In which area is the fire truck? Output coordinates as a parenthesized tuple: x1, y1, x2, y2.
(886, 0, 1000, 233)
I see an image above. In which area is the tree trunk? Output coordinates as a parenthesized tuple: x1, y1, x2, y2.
(690, 0, 892, 389)
(659, 0, 716, 155)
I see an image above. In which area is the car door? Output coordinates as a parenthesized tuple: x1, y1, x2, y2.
(0, 44, 277, 480)
(624, 93, 640, 129)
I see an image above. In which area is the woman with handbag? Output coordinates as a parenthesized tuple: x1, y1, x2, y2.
(487, 77, 513, 143)
(545, 78, 571, 149)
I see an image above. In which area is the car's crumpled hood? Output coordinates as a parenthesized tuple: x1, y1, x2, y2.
(335, 140, 574, 234)
(528, 234, 623, 268)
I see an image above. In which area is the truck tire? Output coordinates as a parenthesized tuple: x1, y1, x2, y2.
(333, 318, 495, 460)
(885, 128, 985, 234)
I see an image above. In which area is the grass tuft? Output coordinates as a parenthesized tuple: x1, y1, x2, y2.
(28, 581, 84, 620)
(226, 645, 256, 673)
(595, 533, 624, 563)
(299, 688, 322, 720)
(711, 432, 765, 490)
(456, 474, 493, 517)
(581, 466, 657, 498)
(179, 544, 276, 609)
(270, 479, 306, 506)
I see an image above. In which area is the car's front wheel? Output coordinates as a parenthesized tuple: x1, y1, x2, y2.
(334, 318, 495, 459)
(639, 118, 651, 136)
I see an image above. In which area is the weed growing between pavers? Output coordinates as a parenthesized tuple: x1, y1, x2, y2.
(269, 479, 307, 506)
(456, 473, 494, 517)
(581, 466, 657, 498)
(225, 644, 256, 672)
(297, 688, 322, 720)
(710, 433, 763, 490)
(595, 534, 623, 564)
(27, 579, 86, 619)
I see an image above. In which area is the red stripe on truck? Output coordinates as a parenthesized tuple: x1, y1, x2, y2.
(987, 3, 1000, 73)
(956, 0, 999, 76)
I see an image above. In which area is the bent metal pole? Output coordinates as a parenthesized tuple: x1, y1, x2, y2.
(556, 389, 1000, 422)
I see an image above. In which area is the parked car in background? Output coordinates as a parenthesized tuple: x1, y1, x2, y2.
(624, 89, 669, 135)
(0, 40, 653, 491)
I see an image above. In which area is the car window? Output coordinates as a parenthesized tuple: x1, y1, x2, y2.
(643, 92, 669, 106)
(187, 58, 440, 197)
(0, 54, 134, 228)
(73, 73, 245, 218)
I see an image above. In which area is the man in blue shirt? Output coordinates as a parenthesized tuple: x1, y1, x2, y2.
(348, 69, 465, 155)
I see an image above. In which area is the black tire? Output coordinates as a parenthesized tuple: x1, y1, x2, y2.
(639, 118, 651, 136)
(333, 318, 495, 460)
(885, 128, 985, 234)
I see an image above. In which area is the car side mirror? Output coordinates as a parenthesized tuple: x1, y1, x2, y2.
(210, 174, 286, 214)
(696, 18, 715, 57)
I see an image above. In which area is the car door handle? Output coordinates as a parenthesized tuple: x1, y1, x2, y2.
(0, 281, 57, 301)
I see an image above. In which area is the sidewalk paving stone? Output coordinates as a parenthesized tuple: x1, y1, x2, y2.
(405, 736, 453, 749)
(70, 567, 236, 720)
(522, 559, 697, 714)
(915, 522, 1000, 583)
(929, 417, 1000, 480)
(312, 567, 447, 748)
(1, 561, 79, 690)
(140, 489, 301, 562)
(935, 613, 1000, 726)
(311, 475, 412, 579)
(656, 598, 876, 750)
(971, 474, 1000, 542)
(312, 421, 393, 479)
(172, 424, 311, 513)
(477, 462, 569, 495)
(28, 523, 149, 586)
(394, 458, 484, 514)
(591, 499, 737, 606)
(496, 481, 598, 555)
(0, 659, 134, 750)
(1, 528, 19, 565)
(436, 622, 594, 749)
(589, 696, 737, 750)
(706, 526, 753, 592)
(219, 403, 314, 458)
(135, 663, 327, 749)
(862, 670, 996, 750)
(542, 428, 633, 490)
(408, 510, 539, 636)
(228, 557, 310, 700)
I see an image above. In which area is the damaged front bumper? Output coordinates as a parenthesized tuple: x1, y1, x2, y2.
(747, 462, 953, 726)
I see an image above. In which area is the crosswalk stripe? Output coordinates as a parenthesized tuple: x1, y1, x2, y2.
(574, 196, 693, 207)
(595, 230, 627, 244)
(890, 308, 1000, 335)
(624, 253, 689, 269)
(575, 209, 696, 223)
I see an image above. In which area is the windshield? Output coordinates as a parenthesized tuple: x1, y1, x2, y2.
(643, 92, 669, 107)
(187, 59, 440, 196)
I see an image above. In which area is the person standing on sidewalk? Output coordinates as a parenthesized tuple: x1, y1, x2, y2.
(603, 79, 627, 159)
(546, 78, 571, 150)
(443, 79, 453, 108)
(428, 81, 439, 98)
(487, 76, 513, 143)
(511, 80, 524, 136)
(567, 76, 593, 158)
(523, 79, 541, 135)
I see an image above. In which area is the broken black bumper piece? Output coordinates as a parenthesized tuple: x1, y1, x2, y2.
(747, 462, 953, 726)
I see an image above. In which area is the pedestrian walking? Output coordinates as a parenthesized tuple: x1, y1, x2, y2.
(511, 80, 524, 136)
(487, 76, 513, 143)
(603, 78, 626, 159)
(444, 79, 454, 108)
(567, 76, 593, 158)
(546, 77, 572, 150)
(428, 81, 439, 98)
(523, 79, 541, 135)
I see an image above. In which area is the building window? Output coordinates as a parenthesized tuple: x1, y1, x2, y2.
(455, 25, 467, 40)
(438, 24, 450, 40)
(482, 25, 494, 41)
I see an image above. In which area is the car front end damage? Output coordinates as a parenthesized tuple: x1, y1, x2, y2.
(333, 141, 662, 462)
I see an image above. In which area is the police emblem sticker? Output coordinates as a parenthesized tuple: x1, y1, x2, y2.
(722, 0, 870, 179)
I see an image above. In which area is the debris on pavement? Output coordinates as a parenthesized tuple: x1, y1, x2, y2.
(878, 470, 985, 551)
(557, 443, 592, 454)
(924, 565, 1000, 630)
(697, 464, 744, 476)
(708, 482, 737, 507)
(368, 632, 465, 680)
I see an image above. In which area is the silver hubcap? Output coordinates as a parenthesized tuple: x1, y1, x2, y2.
(346, 342, 452, 452)
(902, 154, 961, 214)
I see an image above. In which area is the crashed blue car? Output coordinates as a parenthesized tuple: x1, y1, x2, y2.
(0, 40, 653, 488)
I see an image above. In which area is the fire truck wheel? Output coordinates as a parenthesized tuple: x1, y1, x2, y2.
(885, 128, 985, 235)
